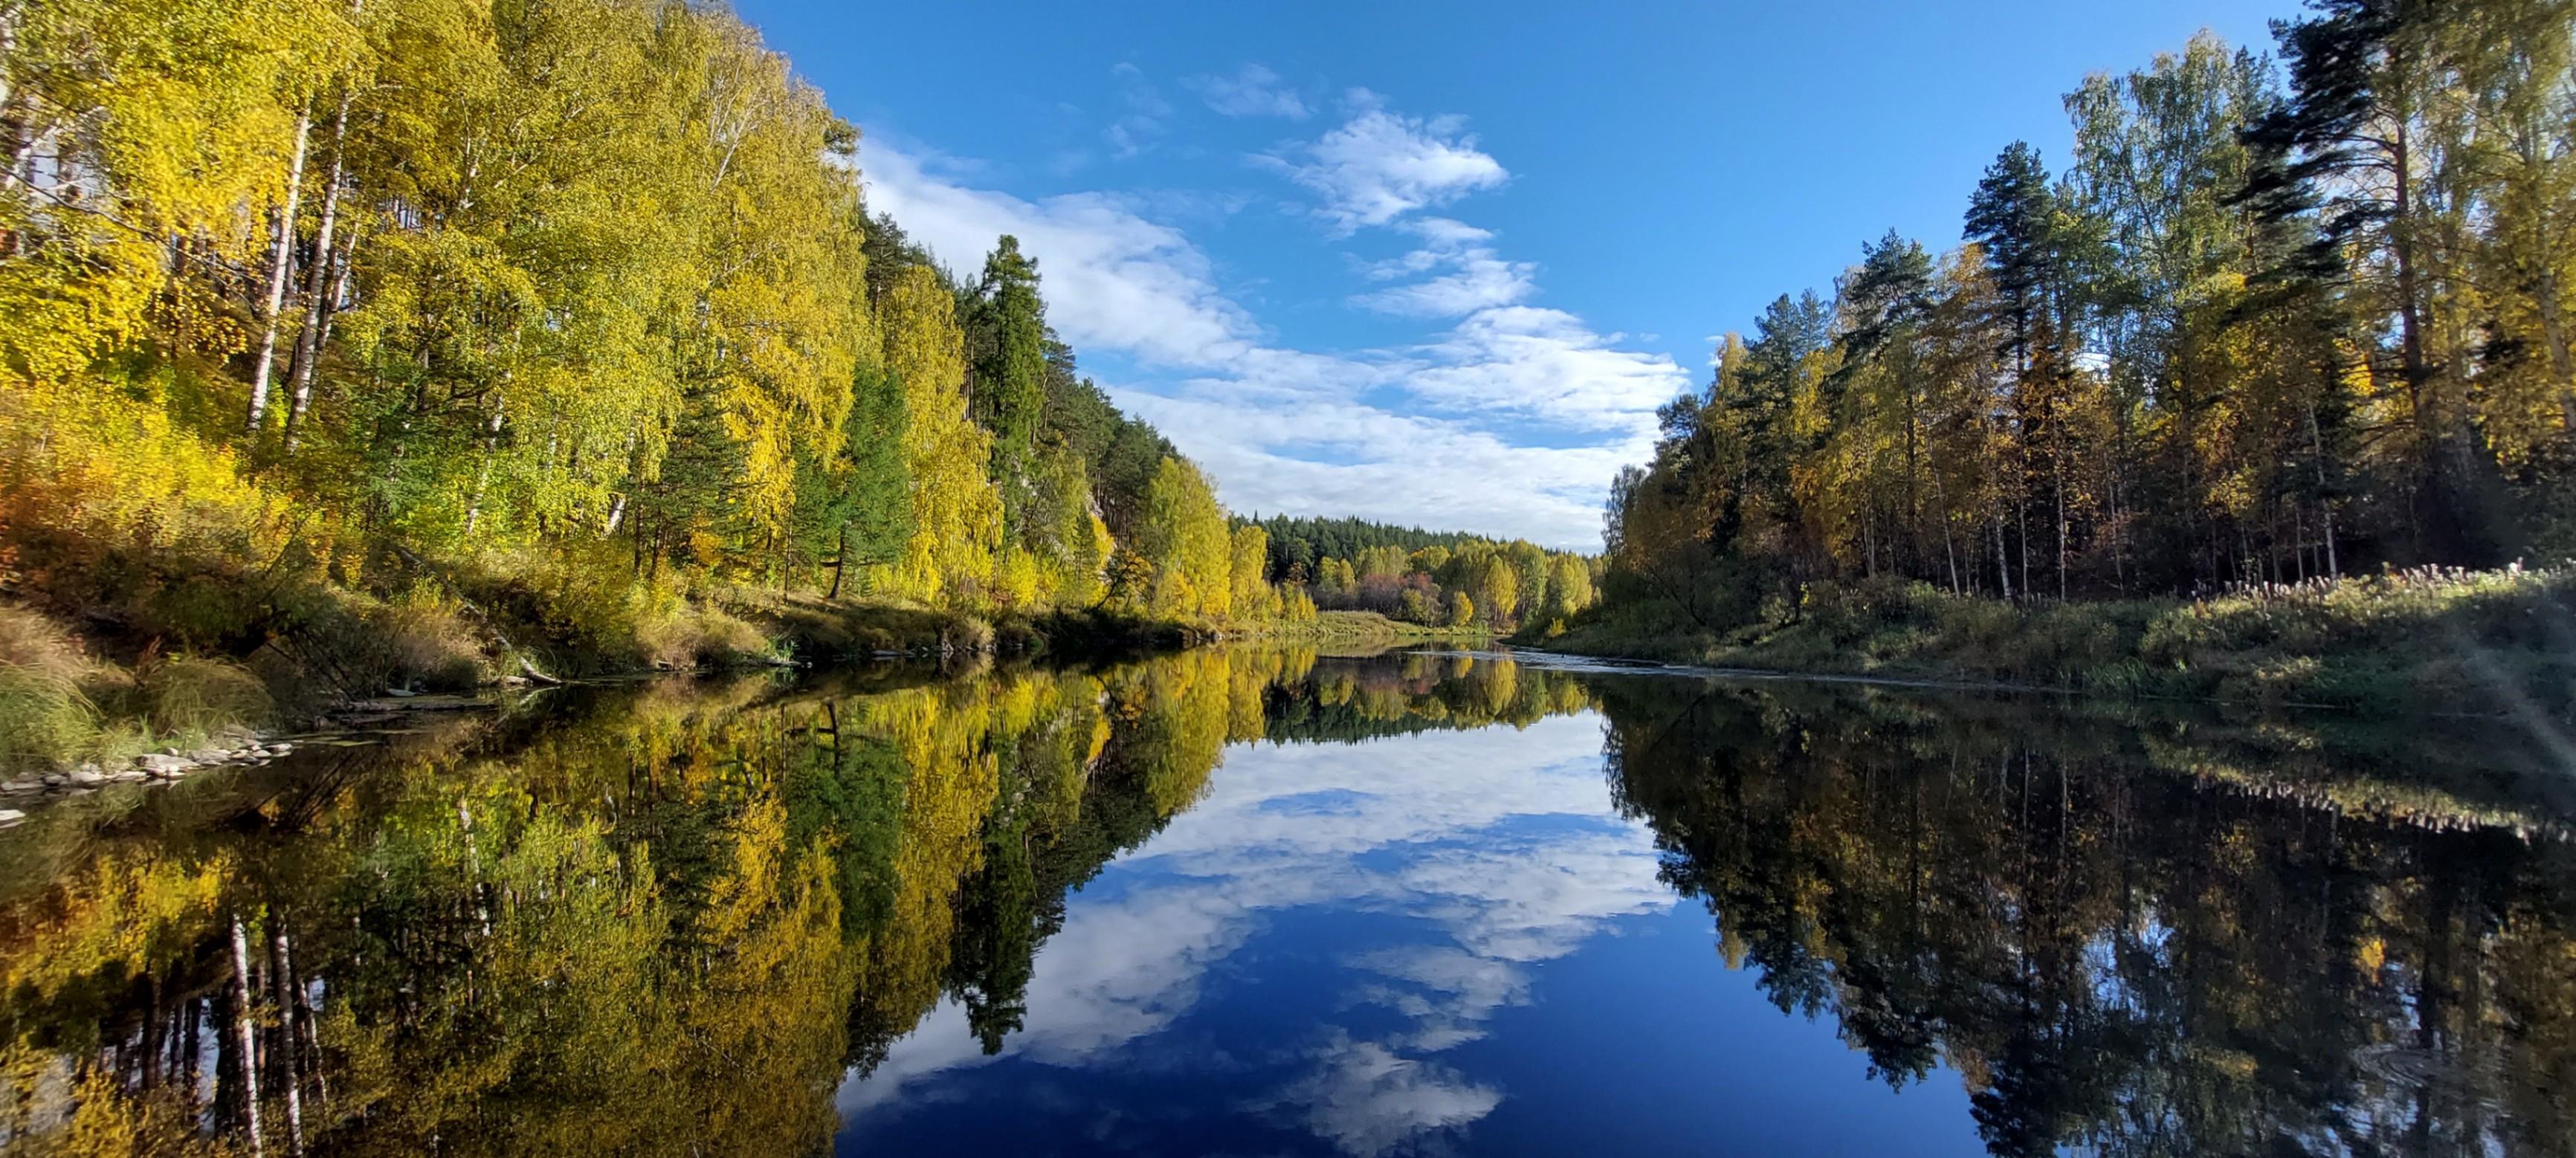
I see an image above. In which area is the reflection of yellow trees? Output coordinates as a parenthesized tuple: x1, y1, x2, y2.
(848, 682, 1000, 1037)
(0, 647, 1607, 1151)
(671, 800, 851, 1153)
(0, 853, 230, 1010)
(325, 798, 678, 1153)
(1114, 650, 1233, 817)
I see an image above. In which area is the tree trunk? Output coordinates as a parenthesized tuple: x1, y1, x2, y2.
(283, 94, 353, 453)
(2305, 400, 2340, 580)
(462, 401, 506, 537)
(2053, 445, 2067, 600)
(2015, 485, 2030, 598)
(286, 236, 355, 452)
(229, 916, 267, 1157)
(1993, 512, 2012, 601)
(246, 106, 314, 435)
(829, 525, 848, 599)
(271, 924, 305, 1155)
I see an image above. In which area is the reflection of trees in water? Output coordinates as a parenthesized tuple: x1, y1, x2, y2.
(1595, 679, 2576, 1158)
(0, 650, 1587, 1155)
(10, 655, 2554, 1157)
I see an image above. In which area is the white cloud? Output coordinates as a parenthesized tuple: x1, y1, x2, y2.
(855, 103, 1683, 550)
(1262, 1038, 1502, 1157)
(1257, 96, 1508, 232)
(858, 140, 1254, 367)
(1411, 306, 1686, 427)
(1114, 390, 1650, 549)
(1184, 63, 1310, 119)
(1350, 216, 1536, 317)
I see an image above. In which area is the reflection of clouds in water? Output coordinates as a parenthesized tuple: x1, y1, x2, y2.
(840, 711, 1674, 1154)
(1252, 1035, 1502, 1158)
(1345, 945, 1526, 1052)
(839, 877, 1271, 1116)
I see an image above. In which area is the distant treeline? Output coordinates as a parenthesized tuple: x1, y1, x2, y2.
(1253, 515, 1491, 580)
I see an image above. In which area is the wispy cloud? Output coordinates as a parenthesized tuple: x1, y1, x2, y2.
(1184, 62, 1311, 120)
(1105, 62, 1172, 159)
(1258, 1036, 1502, 1157)
(1349, 216, 1535, 317)
(1256, 91, 1508, 233)
(857, 140, 1253, 367)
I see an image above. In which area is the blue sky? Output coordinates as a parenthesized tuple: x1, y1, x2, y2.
(735, 0, 2304, 550)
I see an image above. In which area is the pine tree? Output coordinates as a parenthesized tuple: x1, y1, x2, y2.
(968, 236, 1048, 534)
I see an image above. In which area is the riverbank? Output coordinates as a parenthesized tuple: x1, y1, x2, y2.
(1537, 565, 2576, 718)
(0, 568, 1221, 778)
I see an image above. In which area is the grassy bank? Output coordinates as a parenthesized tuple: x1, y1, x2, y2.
(1539, 565, 2576, 718)
(1245, 609, 1492, 644)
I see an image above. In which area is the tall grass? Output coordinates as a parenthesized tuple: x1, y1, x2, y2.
(0, 607, 101, 772)
(0, 607, 277, 774)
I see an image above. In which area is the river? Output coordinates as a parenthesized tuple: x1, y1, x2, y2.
(0, 646, 2569, 1156)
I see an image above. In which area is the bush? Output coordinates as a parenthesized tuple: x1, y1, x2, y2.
(686, 608, 777, 667)
(940, 613, 995, 655)
(371, 593, 491, 690)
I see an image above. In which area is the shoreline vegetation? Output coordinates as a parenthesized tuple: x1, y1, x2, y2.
(0, 1, 1580, 778)
(1549, 5, 2576, 731)
(1531, 563, 2576, 718)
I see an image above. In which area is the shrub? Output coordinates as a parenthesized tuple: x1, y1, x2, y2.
(686, 608, 777, 667)
(940, 613, 995, 655)
(372, 595, 490, 691)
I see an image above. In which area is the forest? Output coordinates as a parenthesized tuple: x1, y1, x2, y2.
(0, 0, 1597, 770)
(1576, 0, 2576, 707)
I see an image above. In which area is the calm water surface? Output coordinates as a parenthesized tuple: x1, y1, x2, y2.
(1, 647, 2570, 1156)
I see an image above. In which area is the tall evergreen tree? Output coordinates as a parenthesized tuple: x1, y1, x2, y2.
(968, 235, 1048, 534)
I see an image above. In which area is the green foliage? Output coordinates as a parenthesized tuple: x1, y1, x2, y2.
(966, 236, 1049, 533)
(1256, 514, 1491, 581)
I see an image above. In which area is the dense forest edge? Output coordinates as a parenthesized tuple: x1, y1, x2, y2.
(0, 0, 1601, 777)
(1546, 1, 2576, 720)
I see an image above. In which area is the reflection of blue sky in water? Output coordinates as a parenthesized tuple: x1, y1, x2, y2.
(833, 711, 1989, 1157)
